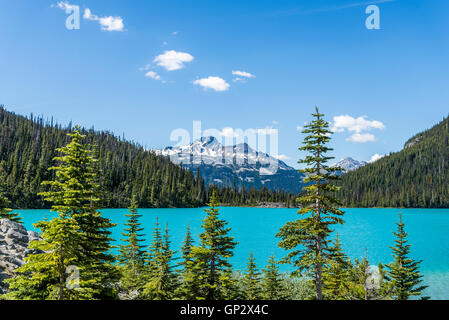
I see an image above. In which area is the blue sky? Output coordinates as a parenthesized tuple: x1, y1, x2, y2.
(0, 0, 448, 168)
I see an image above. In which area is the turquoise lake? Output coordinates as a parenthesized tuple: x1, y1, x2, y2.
(15, 207, 449, 300)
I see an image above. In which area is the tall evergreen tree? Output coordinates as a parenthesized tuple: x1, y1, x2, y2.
(243, 251, 262, 300)
(262, 254, 287, 300)
(38, 127, 119, 299)
(276, 107, 345, 300)
(117, 196, 148, 298)
(186, 191, 238, 300)
(386, 213, 428, 300)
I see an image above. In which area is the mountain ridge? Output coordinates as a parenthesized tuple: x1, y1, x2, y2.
(155, 136, 305, 193)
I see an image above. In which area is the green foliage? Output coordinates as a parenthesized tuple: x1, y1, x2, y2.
(340, 257, 394, 300)
(261, 255, 288, 300)
(207, 184, 298, 208)
(183, 191, 238, 300)
(323, 235, 351, 300)
(4, 216, 84, 300)
(338, 116, 449, 208)
(277, 107, 345, 300)
(117, 196, 148, 299)
(386, 213, 428, 300)
(143, 221, 178, 300)
(243, 252, 262, 300)
(0, 161, 21, 223)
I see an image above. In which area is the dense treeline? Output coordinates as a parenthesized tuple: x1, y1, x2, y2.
(208, 180, 298, 208)
(338, 116, 449, 208)
(0, 106, 206, 209)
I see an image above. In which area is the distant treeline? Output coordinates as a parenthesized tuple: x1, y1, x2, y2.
(338, 115, 449, 208)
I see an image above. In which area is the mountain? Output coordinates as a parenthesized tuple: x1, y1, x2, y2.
(155, 136, 305, 193)
(0, 106, 206, 209)
(338, 115, 449, 208)
(332, 157, 367, 173)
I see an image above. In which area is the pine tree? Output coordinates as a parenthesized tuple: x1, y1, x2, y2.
(276, 107, 345, 300)
(386, 213, 428, 300)
(186, 191, 238, 300)
(262, 254, 287, 300)
(243, 252, 262, 300)
(143, 222, 177, 300)
(323, 235, 351, 300)
(181, 222, 194, 268)
(38, 127, 119, 299)
(118, 196, 148, 298)
(0, 162, 21, 223)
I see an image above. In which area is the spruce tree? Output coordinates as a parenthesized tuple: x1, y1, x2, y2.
(118, 196, 148, 298)
(143, 222, 177, 300)
(243, 251, 262, 300)
(181, 222, 194, 268)
(39, 127, 119, 299)
(262, 254, 287, 300)
(386, 213, 428, 300)
(323, 235, 351, 299)
(186, 191, 237, 300)
(276, 107, 344, 300)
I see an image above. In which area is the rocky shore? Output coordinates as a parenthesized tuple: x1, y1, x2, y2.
(0, 219, 40, 294)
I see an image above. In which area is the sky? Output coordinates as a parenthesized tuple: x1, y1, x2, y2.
(0, 0, 448, 168)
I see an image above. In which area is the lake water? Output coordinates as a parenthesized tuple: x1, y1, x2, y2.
(15, 207, 449, 300)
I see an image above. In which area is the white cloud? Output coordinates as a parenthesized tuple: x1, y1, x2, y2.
(83, 8, 124, 32)
(232, 70, 256, 78)
(273, 154, 291, 161)
(347, 133, 376, 143)
(272, 120, 280, 125)
(369, 153, 385, 163)
(145, 71, 161, 81)
(219, 127, 238, 138)
(139, 64, 152, 71)
(154, 50, 194, 71)
(332, 115, 385, 143)
(332, 115, 385, 133)
(193, 76, 230, 92)
(172, 31, 178, 35)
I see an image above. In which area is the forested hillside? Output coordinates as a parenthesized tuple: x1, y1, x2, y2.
(338, 116, 449, 208)
(0, 106, 206, 208)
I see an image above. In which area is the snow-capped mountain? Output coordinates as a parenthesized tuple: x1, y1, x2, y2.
(332, 157, 367, 173)
(155, 136, 304, 193)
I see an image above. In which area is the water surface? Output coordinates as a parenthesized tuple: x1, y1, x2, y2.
(16, 207, 449, 299)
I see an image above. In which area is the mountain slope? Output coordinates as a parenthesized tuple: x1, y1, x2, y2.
(338, 116, 449, 208)
(0, 107, 206, 209)
(155, 136, 305, 193)
(332, 157, 367, 173)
